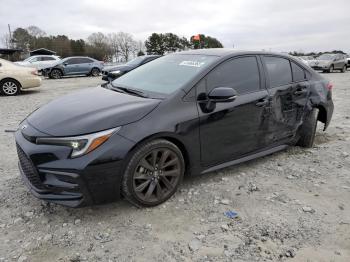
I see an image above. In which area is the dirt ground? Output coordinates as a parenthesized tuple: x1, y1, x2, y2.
(0, 72, 349, 262)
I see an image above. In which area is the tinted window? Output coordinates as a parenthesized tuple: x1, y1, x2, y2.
(78, 58, 93, 63)
(206, 56, 260, 94)
(42, 57, 55, 61)
(264, 57, 292, 88)
(113, 54, 217, 95)
(64, 58, 78, 65)
(291, 62, 305, 82)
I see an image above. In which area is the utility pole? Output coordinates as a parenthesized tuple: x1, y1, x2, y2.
(8, 24, 12, 48)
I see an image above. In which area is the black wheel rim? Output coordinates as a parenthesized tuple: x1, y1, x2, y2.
(133, 148, 181, 203)
(52, 70, 60, 78)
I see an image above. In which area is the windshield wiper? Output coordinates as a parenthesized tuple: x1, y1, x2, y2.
(111, 85, 149, 98)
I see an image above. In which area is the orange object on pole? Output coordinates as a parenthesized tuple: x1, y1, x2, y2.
(193, 34, 200, 41)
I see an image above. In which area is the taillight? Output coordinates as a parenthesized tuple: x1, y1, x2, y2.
(326, 82, 333, 91)
(30, 70, 39, 76)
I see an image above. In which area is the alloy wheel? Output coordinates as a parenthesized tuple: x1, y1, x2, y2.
(51, 69, 62, 79)
(133, 148, 181, 203)
(2, 81, 18, 95)
(91, 68, 100, 77)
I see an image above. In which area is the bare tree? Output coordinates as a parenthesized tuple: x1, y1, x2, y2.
(26, 26, 46, 38)
(107, 33, 120, 62)
(116, 32, 137, 62)
(1, 33, 11, 48)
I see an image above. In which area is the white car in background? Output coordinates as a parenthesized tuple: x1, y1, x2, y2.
(15, 55, 61, 70)
(0, 58, 41, 96)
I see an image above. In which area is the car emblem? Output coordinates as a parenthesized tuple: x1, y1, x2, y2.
(21, 124, 28, 130)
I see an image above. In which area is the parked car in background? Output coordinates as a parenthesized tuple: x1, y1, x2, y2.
(311, 53, 347, 73)
(0, 58, 41, 96)
(102, 55, 161, 82)
(43, 57, 104, 79)
(15, 55, 61, 71)
(296, 56, 315, 67)
(15, 49, 333, 207)
(346, 55, 350, 69)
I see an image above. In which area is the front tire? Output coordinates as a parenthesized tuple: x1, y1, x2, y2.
(122, 139, 185, 207)
(0, 79, 20, 96)
(297, 108, 318, 148)
(49, 69, 63, 79)
(341, 65, 346, 73)
(328, 65, 334, 73)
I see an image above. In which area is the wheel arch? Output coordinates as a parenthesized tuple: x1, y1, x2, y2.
(126, 132, 191, 176)
(315, 104, 327, 130)
(0, 77, 22, 88)
(50, 67, 64, 75)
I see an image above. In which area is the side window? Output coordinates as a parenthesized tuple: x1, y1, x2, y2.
(65, 58, 76, 65)
(264, 56, 292, 88)
(43, 57, 55, 61)
(30, 57, 39, 62)
(79, 58, 93, 64)
(291, 62, 306, 82)
(206, 56, 260, 95)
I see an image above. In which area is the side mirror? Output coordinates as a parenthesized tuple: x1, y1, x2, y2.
(208, 87, 237, 103)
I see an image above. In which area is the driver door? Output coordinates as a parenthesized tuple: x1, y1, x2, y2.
(197, 56, 270, 167)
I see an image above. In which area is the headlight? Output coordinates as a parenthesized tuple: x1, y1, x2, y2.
(36, 127, 120, 158)
(110, 70, 121, 75)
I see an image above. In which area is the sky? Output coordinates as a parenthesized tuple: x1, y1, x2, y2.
(0, 0, 349, 53)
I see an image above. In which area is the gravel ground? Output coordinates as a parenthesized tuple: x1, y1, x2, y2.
(0, 73, 349, 262)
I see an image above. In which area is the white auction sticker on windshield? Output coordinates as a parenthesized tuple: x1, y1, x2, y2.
(179, 61, 205, 67)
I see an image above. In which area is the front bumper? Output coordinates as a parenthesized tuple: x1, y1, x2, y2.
(312, 65, 330, 71)
(15, 122, 135, 207)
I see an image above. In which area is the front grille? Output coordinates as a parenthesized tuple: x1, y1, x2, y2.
(16, 144, 46, 190)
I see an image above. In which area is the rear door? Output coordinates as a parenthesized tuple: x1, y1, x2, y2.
(197, 56, 270, 166)
(77, 58, 94, 74)
(261, 56, 310, 145)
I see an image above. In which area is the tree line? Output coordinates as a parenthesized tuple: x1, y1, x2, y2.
(2, 26, 224, 61)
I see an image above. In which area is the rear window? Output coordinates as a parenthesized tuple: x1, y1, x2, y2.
(113, 54, 218, 95)
(264, 56, 292, 88)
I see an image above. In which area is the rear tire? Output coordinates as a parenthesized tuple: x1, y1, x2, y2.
(49, 69, 62, 79)
(0, 79, 20, 96)
(90, 68, 100, 77)
(296, 108, 318, 148)
(122, 139, 185, 207)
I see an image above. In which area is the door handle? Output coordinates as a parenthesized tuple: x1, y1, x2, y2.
(255, 98, 269, 107)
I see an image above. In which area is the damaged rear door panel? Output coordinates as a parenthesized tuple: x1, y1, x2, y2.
(261, 55, 311, 144)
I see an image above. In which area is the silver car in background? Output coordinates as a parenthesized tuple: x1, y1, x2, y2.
(15, 55, 61, 71)
(311, 53, 347, 73)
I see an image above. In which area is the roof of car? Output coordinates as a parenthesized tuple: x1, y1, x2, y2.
(174, 48, 293, 58)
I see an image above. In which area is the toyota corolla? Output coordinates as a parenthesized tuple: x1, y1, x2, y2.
(15, 49, 334, 207)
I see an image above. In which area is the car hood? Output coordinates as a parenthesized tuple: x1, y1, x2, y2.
(103, 65, 133, 72)
(315, 60, 331, 66)
(27, 87, 161, 136)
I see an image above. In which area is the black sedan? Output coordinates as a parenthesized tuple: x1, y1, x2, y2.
(102, 55, 161, 82)
(15, 49, 333, 207)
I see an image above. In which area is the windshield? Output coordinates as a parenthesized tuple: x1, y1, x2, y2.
(112, 54, 218, 95)
(318, 54, 335, 60)
(125, 56, 145, 66)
